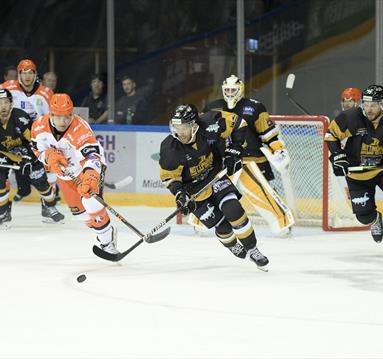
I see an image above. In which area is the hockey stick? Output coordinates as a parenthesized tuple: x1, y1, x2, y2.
(285, 73, 311, 115)
(348, 165, 383, 172)
(94, 168, 229, 262)
(104, 176, 133, 189)
(60, 166, 169, 245)
(0, 163, 21, 170)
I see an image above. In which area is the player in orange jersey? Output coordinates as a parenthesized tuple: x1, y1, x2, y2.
(31, 93, 119, 256)
(1, 59, 57, 202)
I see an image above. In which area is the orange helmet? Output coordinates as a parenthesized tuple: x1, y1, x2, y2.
(341, 87, 361, 101)
(50, 93, 74, 116)
(17, 59, 37, 73)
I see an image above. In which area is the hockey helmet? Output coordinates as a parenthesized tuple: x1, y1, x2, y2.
(0, 89, 13, 103)
(222, 75, 244, 109)
(341, 87, 361, 110)
(170, 104, 199, 144)
(362, 85, 383, 102)
(50, 93, 74, 116)
(17, 59, 37, 73)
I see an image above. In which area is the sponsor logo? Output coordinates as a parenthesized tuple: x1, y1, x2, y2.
(142, 179, 165, 188)
(351, 192, 369, 207)
(200, 203, 215, 221)
(242, 106, 254, 115)
(213, 179, 231, 193)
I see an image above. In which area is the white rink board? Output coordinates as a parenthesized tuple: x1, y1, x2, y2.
(1, 203, 383, 358)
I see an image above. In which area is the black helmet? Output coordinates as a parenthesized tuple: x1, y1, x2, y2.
(0, 88, 12, 103)
(362, 85, 383, 102)
(170, 104, 198, 125)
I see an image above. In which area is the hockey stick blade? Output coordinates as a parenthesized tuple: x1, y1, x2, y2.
(92, 227, 171, 262)
(104, 176, 133, 189)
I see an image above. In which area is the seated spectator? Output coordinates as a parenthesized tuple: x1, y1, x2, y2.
(42, 71, 58, 92)
(81, 74, 108, 124)
(115, 76, 147, 124)
(3, 66, 17, 82)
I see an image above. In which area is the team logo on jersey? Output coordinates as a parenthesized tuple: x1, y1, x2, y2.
(206, 121, 220, 133)
(200, 203, 215, 221)
(356, 128, 368, 136)
(36, 98, 43, 106)
(242, 106, 254, 115)
(351, 192, 370, 207)
(19, 117, 29, 125)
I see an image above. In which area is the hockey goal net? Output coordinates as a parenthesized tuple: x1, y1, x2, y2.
(241, 115, 367, 231)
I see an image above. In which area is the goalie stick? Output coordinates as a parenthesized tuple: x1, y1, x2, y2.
(285, 73, 311, 115)
(93, 168, 229, 262)
(104, 176, 133, 189)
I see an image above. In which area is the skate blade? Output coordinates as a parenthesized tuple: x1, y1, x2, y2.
(42, 218, 65, 224)
(257, 265, 269, 272)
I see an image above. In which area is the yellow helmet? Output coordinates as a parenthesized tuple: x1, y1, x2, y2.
(222, 75, 244, 109)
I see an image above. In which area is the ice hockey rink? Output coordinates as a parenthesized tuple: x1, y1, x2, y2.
(1, 203, 383, 359)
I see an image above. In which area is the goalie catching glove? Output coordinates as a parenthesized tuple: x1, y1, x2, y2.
(329, 151, 349, 176)
(175, 189, 197, 215)
(223, 144, 243, 176)
(77, 169, 100, 198)
(45, 148, 68, 176)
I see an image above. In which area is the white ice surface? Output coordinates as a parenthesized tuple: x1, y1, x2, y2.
(1, 203, 383, 359)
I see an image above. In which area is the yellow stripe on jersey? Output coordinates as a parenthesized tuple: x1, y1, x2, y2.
(219, 111, 238, 139)
(325, 121, 352, 142)
(23, 128, 31, 141)
(160, 165, 184, 187)
(0, 150, 22, 163)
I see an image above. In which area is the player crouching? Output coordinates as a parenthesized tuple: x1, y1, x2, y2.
(0, 89, 64, 228)
(159, 104, 269, 269)
(31, 93, 119, 255)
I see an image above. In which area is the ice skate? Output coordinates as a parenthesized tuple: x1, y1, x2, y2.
(371, 212, 383, 243)
(99, 227, 119, 255)
(247, 246, 269, 271)
(227, 241, 247, 259)
(0, 202, 12, 229)
(41, 200, 65, 223)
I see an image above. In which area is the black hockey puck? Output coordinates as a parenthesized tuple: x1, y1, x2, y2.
(77, 274, 87, 283)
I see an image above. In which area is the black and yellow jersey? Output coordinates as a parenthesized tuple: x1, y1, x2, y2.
(0, 108, 34, 163)
(159, 109, 247, 201)
(203, 97, 283, 163)
(325, 107, 383, 180)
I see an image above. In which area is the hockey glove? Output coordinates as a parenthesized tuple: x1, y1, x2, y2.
(175, 190, 197, 215)
(45, 148, 68, 176)
(223, 145, 243, 176)
(18, 155, 34, 175)
(77, 169, 100, 198)
(329, 152, 349, 176)
(271, 149, 291, 173)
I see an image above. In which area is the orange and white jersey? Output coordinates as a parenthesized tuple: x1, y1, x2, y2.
(31, 114, 106, 180)
(1, 80, 53, 121)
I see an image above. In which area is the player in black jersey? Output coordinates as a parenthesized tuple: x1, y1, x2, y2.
(159, 104, 268, 268)
(0, 89, 64, 227)
(325, 84, 383, 243)
(203, 75, 294, 235)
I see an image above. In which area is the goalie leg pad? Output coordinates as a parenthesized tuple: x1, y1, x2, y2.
(239, 162, 294, 234)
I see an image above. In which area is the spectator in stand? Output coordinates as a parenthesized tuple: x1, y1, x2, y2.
(81, 74, 108, 124)
(115, 76, 147, 124)
(42, 71, 58, 92)
(3, 66, 17, 82)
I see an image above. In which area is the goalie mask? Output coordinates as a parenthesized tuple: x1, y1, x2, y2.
(222, 75, 244, 109)
(361, 85, 383, 122)
(170, 104, 199, 144)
